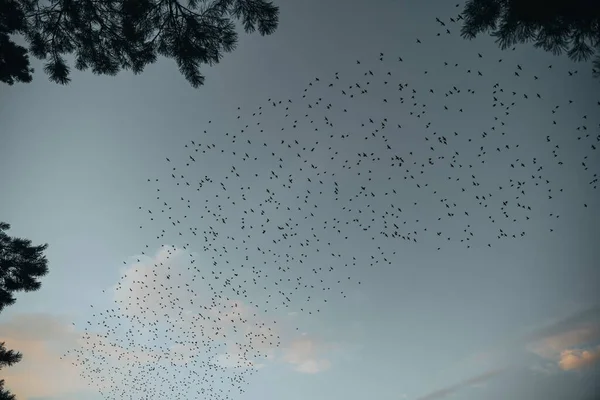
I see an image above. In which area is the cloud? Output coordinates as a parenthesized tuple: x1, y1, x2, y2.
(113, 246, 202, 322)
(2, 244, 335, 400)
(0, 314, 92, 400)
(281, 336, 332, 374)
(524, 305, 600, 371)
(111, 246, 283, 370)
(212, 351, 265, 370)
(209, 328, 337, 374)
(165, 342, 202, 365)
(415, 368, 508, 400)
(529, 360, 560, 375)
(77, 331, 161, 364)
(1, 246, 340, 399)
(462, 305, 600, 375)
(558, 346, 600, 371)
(527, 326, 600, 359)
(524, 306, 600, 345)
(0, 314, 74, 342)
(485, 364, 600, 400)
(0, 312, 168, 400)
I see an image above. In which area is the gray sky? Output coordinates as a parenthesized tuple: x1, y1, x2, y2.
(1, 0, 599, 400)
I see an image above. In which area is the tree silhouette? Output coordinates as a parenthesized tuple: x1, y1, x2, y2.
(0, 341, 22, 400)
(0, 0, 279, 87)
(0, 222, 49, 312)
(460, 0, 600, 78)
(0, 379, 16, 400)
(0, 342, 22, 369)
(0, 222, 49, 400)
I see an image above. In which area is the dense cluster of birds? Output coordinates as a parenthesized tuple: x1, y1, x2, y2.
(63, 6, 599, 400)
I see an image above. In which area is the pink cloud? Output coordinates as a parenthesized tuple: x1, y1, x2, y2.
(524, 308, 600, 371)
(558, 346, 600, 371)
(0, 314, 92, 400)
(0, 312, 170, 400)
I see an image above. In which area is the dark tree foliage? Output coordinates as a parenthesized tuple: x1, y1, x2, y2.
(0, 222, 48, 400)
(0, 0, 279, 87)
(0, 379, 16, 400)
(0, 344, 20, 400)
(0, 0, 34, 84)
(0, 222, 49, 312)
(460, 0, 600, 77)
(0, 342, 22, 369)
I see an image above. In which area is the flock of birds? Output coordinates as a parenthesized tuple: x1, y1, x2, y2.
(62, 5, 599, 400)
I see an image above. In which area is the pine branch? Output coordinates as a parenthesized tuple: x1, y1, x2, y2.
(0, 342, 22, 370)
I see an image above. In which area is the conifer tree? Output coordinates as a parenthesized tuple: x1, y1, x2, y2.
(0, 379, 16, 400)
(0, 342, 22, 370)
(0, 342, 22, 400)
(460, 0, 600, 78)
(0, 222, 49, 312)
(0, 0, 279, 86)
(0, 222, 49, 400)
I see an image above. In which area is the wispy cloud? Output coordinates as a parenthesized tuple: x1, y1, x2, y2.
(523, 306, 600, 345)
(0, 314, 92, 400)
(527, 326, 600, 360)
(460, 305, 600, 376)
(415, 368, 508, 400)
(525, 305, 600, 371)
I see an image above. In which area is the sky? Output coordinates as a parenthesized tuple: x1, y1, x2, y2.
(1, 0, 600, 400)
